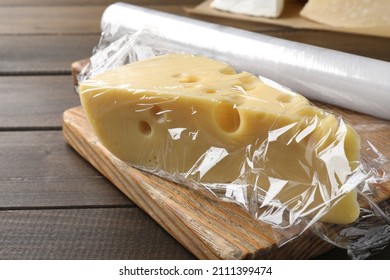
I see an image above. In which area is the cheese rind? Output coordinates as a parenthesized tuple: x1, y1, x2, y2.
(80, 54, 361, 224)
(210, 0, 285, 18)
(300, 0, 390, 28)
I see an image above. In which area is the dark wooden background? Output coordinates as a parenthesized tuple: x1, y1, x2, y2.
(0, 0, 389, 259)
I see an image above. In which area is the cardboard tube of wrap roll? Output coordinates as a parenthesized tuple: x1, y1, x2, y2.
(101, 2, 390, 120)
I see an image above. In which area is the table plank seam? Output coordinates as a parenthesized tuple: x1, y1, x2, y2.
(0, 71, 72, 76)
(0, 205, 135, 211)
(0, 127, 63, 132)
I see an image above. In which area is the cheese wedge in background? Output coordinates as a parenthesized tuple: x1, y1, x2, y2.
(300, 0, 390, 28)
(210, 0, 285, 18)
(80, 54, 361, 224)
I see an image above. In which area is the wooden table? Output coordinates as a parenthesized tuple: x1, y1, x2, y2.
(1, 0, 389, 260)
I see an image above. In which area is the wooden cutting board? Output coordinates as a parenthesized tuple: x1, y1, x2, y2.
(62, 105, 390, 259)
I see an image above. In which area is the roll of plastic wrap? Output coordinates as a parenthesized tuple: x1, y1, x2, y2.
(101, 2, 390, 120)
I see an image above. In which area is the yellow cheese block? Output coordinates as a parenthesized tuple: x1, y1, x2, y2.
(300, 0, 390, 28)
(80, 54, 361, 224)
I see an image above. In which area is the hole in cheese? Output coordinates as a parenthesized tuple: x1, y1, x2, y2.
(172, 73, 200, 83)
(240, 83, 256, 91)
(205, 89, 217, 94)
(238, 75, 256, 84)
(277, 94, 293, 103)
(139, 121, 152, 136)
(233, 75, 257, 91)
(180, 76, 199, 83)
(219, 66, 236, 75)
(215, 102, 241, 133)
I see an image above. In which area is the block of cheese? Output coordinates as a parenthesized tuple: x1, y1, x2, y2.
(300, 0, 390, 28)
(210, 0, 285, 18)
(80, 54, 361, 225)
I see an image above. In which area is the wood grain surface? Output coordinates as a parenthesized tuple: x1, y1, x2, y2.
(63, 106, 390, 259)
(0, 6, 104, 34)
(0, 131, 131, 208)
(0, 76, 80, 129)
(0, 35, 99, 74)
(0, 208, 194, 260)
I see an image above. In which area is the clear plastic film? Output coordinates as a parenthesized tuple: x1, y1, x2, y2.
(78, 29, 390, 259)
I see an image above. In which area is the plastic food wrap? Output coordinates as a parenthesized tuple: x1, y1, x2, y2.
(78, 27, 390, 260)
